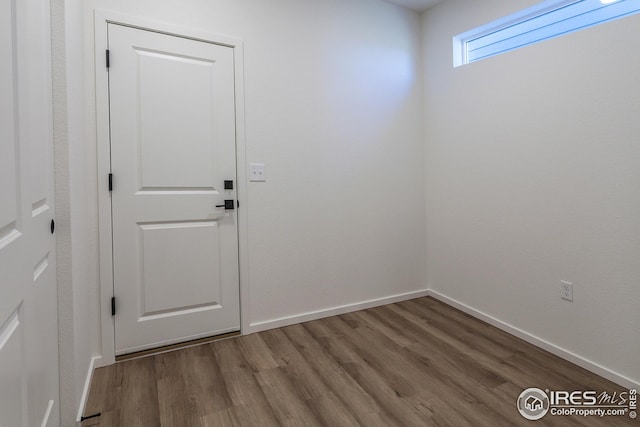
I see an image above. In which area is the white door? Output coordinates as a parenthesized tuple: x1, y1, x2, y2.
(0, 0, 59, 426)
(108, 24, 240, 356)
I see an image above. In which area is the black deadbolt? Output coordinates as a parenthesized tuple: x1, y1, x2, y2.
(224, 180, 234, 190)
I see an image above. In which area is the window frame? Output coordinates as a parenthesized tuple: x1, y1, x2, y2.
(453, 0, 640, 67)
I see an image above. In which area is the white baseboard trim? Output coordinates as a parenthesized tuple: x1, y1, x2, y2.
(428, 290, 639, 390)
(40, 400, 54, 427)
(248, 289, 431, 334)
(76, 355, 102, 422)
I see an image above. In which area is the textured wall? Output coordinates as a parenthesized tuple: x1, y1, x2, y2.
(51, 0, 102, 424)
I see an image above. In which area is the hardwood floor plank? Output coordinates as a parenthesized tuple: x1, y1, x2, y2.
(373, 304, 515, 388)
(353, 308, 416, 348)
(235, 333, 279, 372)
(226, 401, 283, 427)
(411, 298, 525, 358)
(322, 315, 420, 398)
(83, 365, 118, 418)
(340, 312, 515, 427)
(260, 328, 326, 401)
(200, 408, 237, 427)
(420, 298, 619, 397)
(211, 339, 281, 426)
(401, 299, 515, 360)
(306, 392, 361, 427)
(403, 340, 524, 424)
(287, 323, 398, 427)
(212, 339, 268, 406)
(83, 297, 634, 427)
(416, 297, 598, 386)
(311, 317, 435, 427)
(254, 368, 324, 427)
(388, 313, 509, 389)
(382, 303, 538, 387)
(155, 351, 200, 427)
(181, 344, 233, 416)
(268, 324, 380, 427)
(119, 357, 160, 427)
(384, 301, 608, 423)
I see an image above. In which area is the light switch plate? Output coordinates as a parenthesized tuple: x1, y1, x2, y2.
(249, 163, 266, 182)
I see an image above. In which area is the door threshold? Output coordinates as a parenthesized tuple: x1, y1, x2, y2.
(115, 330, 241, 362)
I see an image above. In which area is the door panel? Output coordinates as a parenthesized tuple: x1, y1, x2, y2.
(0, 111, 17, 240)
(137, 49, 219, 190)
(109, 24, 240, 355)
(0, 0, 17, 235)
(0, 0, 58, 425)
(139, 221, 222, 316)
(0, 0, 22, 326)
(0, 311, 24, 427)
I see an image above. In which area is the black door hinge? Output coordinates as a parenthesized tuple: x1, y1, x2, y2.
(106, 50, 110, 68)
(111, 297, 116, 316)
(50, 219, 55, 234)
(108, 173, 113, 191)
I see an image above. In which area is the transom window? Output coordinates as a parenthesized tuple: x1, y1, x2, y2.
(453, 0, 640, 67)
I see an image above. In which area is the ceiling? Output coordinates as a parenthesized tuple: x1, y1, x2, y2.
(384, 0, 444, 12)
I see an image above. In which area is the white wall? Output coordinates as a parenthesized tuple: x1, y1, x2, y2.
(51, 3, 74, 424)
(51, 0, 102, 424)
(71, 0, 425, 355)
(423, 0, 640, 387)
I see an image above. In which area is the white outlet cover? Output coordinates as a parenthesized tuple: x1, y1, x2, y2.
(249, 163, 266, 182)
(560, 280, 573, 302)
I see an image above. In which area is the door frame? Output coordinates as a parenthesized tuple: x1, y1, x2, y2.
(94, 10, 249, 367)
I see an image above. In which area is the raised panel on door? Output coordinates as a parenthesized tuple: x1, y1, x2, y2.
(139, 222, 222, 317)
(0, 0, 23, 325)
(23, 264, 57, 427)
(0, 311, 25, 427)
(109, 24, 240, 355)
(136, 48, 220, 191)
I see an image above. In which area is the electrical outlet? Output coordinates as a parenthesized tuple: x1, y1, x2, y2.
(560, 280, 573, 302)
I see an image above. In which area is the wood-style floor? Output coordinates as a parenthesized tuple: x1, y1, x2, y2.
(82, 297, 634, 427)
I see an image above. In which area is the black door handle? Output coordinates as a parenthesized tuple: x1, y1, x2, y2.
(216, 200, 235, 210)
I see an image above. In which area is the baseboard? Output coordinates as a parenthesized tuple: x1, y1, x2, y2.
(248, 289, 431, 334)
(40, 400, 54, 427)
(428, 290, 639, 390)
(76, 355, 101, 422)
